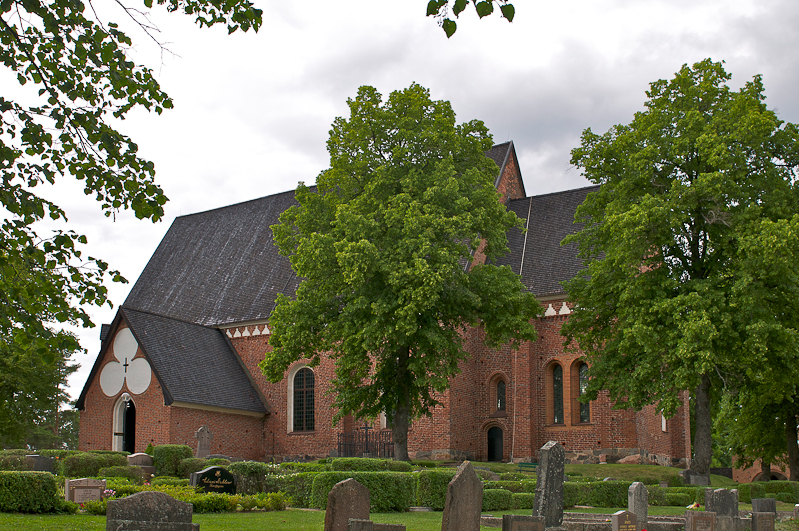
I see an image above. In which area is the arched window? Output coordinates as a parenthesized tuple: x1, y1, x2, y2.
(553, 364, 564, 424)
(578, 363, 590, 423)
(293, 368, 315, 432)
(496, 381, 506, 411)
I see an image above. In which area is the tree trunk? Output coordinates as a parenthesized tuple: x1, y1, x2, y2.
(392, 345, 412, 461)
(692, 373, 712, 475)
(786, 413, 799, 481)
(761, 459, 771, 482)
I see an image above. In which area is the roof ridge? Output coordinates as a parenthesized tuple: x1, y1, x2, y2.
(174, 185, 314, 220)
(510, 184, 599, 202)
(120, 305, 219, 329)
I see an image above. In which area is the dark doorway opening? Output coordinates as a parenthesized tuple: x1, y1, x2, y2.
(487, 426, 503, 462)
(122, 400, 136, 453)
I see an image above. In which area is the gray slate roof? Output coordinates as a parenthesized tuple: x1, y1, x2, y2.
(124, 189, 303, 327)
(495, 186, 599, 297)
(120, 308, 266, 413)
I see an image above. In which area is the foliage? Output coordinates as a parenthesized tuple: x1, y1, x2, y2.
(63, 452, 126, 477)
(310, 471, 416, 512)
(278, 461, 328, 472)
(482, 488, 512, 511)
(263, 471, 318, 507)
(665, 492, 692, 506)
(151, 477, 189, 487)
(144, 443, 155, 456)
(331, 458, 411, 472)
(426, 0, 515, 37)
(737, 483, 766, 504)
(0, 471, 58, 513)
(483, 480, 535, 493)
(499, 472, 528, 481)
(512, 492, 536, 509)
(263, 83, 540, 460)
(415, 469, 456, 510)
(176, 457, 230, 479)
(152, 445, 193, 477)
(97, 465, 146, 484)
(0, 455, 30, 471)
(562, 59, 799, 474)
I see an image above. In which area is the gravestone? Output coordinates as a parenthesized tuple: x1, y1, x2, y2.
(533, 441, 565, 528)
(347, 521, 405, 531)
(705, 489, 738, 517)
(751, 499, 777, 513)
(628, 482, 647, 530)
(685, 510, 716, 531)
(65, 478, 106, 503)
(794, 504, 799, 520)
(189, 466, 236, 494)
(127, 452, 156, 478)
(752, 512, 775, 531)
(325, 478, 370, 531)
(106, 490, 199, 531)
(195, 425, 213, 458)
(612, 510, 637, 531)
(502, 514, 545, 531)
(441, 460, 483, 531)
(25, 455, 53, 472)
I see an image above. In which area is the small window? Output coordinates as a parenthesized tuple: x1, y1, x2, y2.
(293, 368, 315, 432)
(553, 365, 563, 424)
(579, 363, 590, 423)
(497, 381, 506, 411)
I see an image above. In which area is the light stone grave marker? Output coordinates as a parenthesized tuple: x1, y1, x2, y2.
(752, 512, 775, 531)
(194, 425, 213, 458)
(533, 441, 565, 528)
(325, 478, 370, 531)
(105, 490, 199, 531)
(65, 478, 106, 503)
(441, 460, 483, 531)
(628, 482, 647, 530)
(612, 510, 637, 531)
(686, 510, 716, 531)
(502, 514, 544, 531)
(752, 499, 777, 514)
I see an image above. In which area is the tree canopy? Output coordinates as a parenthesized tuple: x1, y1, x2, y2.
(1, 0, 262, 444)
(261, 83, 540, 460)
(427, 0, 515, 37)
(562, 59, 799, 475)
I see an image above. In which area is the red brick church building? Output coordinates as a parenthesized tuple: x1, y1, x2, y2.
(77, 142, 691, 466)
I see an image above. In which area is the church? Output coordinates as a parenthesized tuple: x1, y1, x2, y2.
(77, 141, 691, 466)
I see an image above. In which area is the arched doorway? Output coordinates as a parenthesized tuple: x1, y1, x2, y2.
(113, 394, 136, 453)
(487, 427, 503, 462)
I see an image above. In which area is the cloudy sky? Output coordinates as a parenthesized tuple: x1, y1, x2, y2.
(33, 0, 798, 399)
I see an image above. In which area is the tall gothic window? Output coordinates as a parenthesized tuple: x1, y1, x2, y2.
(293, 368, 315, 432)
(579, 363, 590, 423)
(553, 364, 563, 424)
(497, 381, 506, 411)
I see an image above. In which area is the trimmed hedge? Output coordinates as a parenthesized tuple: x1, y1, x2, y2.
(229, 461, 279, 495)
(484, 480, 536, 494)
(666, 492, 692, 506)
(63, 452, 127, 477)
(280, 461, 329, 472)
(177, 458, 231, 479)
(564, 480, 632, 508)
(310, 472, 416, 512)
(500, 472, 528, 481)
(483, 489, 513, 511)
(152, 445, 193, 477)
(98, 465, 147, 484)
(512, 492, 536, 509)
(0, 455, 31, 471)
(415, 469, 457, 510)
(330, 458, 412, 473)
(264, 472, 319, 507)
(0, 471, 59, 513)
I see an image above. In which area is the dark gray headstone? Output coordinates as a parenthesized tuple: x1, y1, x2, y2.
(25, 455, 53, 472)
(752, 512, 775, 531)
(533, 441, 565, 528)
(502, 514, 545, 531)
(374, 524, 405, 531)
(612, 510, 637, 531)
(106, 491, 199, 531)
(705, 489, 738, 518)
(189, 466, 235, 494)
(195, 425, 213, 459)
(441, 461, 483, 531)
(65, 478, 106, 503)
(128, 452, 154, 467)
(325, 478, 370, 531)
(348, 520, 373, 531)
(685, 510, 716, 531)
(751, 499, 777, 514)
(628, 482, 647, 529)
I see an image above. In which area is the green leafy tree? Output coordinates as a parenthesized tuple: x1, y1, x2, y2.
(562, 59, 799, 476)
(261, 83, 540, 460)
(427, 0, 515, 37)
(1, 0, 261, 442)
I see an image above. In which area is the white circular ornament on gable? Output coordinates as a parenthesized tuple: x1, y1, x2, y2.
(126, 357, 152, 394)
(113, 328, 138, 362)
(100, 360, 124, 396)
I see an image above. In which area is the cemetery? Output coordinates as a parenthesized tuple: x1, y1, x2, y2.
(1, 441, 799, 531)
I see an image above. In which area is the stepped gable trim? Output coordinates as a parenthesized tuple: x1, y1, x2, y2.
(75, 311, 171, 411)
(118, 307, 267, 413)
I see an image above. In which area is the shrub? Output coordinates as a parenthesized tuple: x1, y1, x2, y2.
(82, 498, 108, 515)
(415, 469, 457, 510)
(0, 455, 31, 471)
(178, 458, 216, 479)
(512, 492, 536, 509)
(280, 461, 329, 472)
(310, 471, 416, 512)
(762, 481, 799, 503)
(500, 472, 528, 481)
(777, 492, 794, 503)
(330, 458, 410, 472)
(667, 487, 705, 505)
(152, 445, 193, 477)
(483, 489, 513, 511)
(483, 480, 535, 494)
(263, 472, 319, 507)
(646, 485, 667, 506)
(0, 471, 59, 513)
(229, 461, 279, 495)
(98, 465, 147, 484)
(151, 477, 190, 487)
(564, 481, 590, 508)
(665, 492, 692, 506)
(63, 452, 127, 477)
(144, 443, 155, 456)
